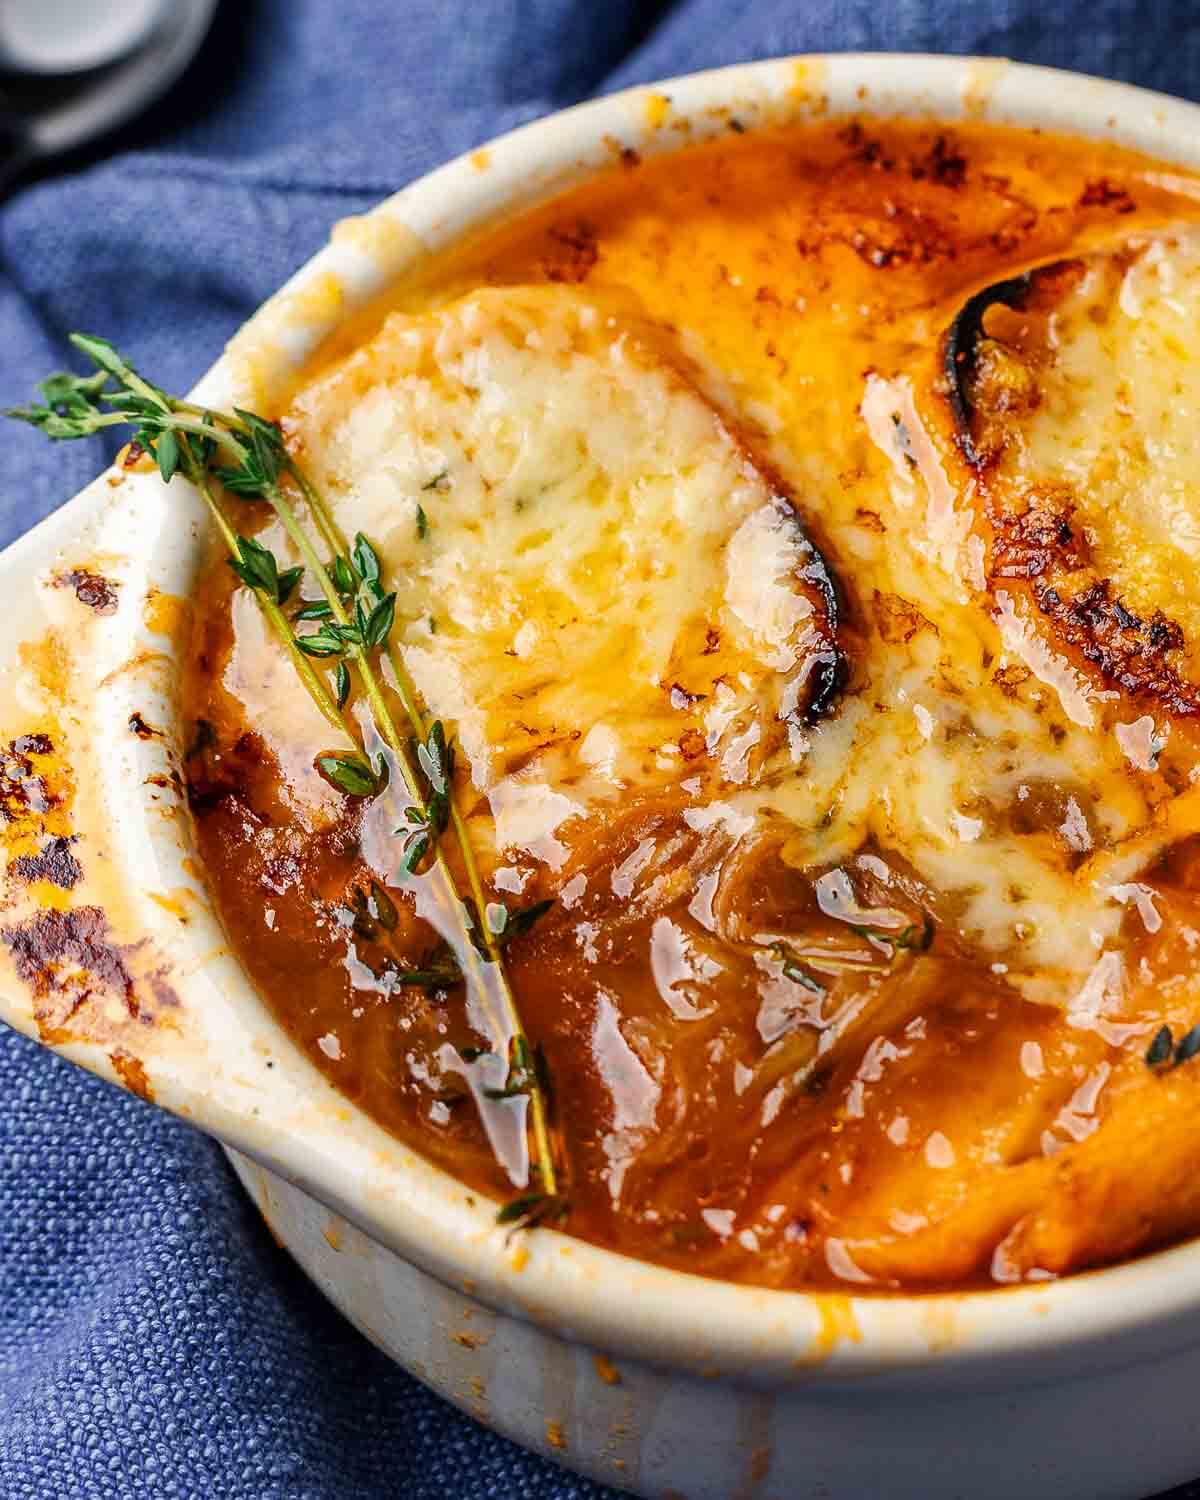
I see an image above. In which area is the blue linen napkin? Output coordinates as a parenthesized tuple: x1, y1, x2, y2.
(2, 3, 1200, 1496)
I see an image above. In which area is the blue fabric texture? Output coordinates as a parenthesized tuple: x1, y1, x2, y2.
(2, 3, 1200, 1496)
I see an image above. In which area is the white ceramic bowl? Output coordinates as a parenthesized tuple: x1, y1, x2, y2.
(3, 53, 1200, 1500)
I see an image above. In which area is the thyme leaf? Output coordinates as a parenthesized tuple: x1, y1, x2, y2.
(494, 898, 554, 948)
(392, 941, 462, 990)
(316, 753, 379, 797)
(1146, 1024, 1174, 1068)
(397, 721, 456, 873)
(352, 531, 382, 592)
(484, 1035, 540, 1100)
(214, 414, 287, 498)
(71, 332, 142, 384)
(400, 831, 430, 874)
(331, 554, 355, 596)
(295, 625, 346, 658)
(7, 367, 112, 437)
(1175, 1023, 1200, 1067)
(154, 428, 180, 483)
(367, 877, 398, 931)
(496, 1192, 569, 1231)
(848, 915, 934, 956)
(1144, 1021, 1200, 1070)
(276, 566, 304, 605)
(768, 941, 827, 994)
(362, 592, 396, 650)
(293, 599, 333, 622)
(415, 720, 451, 795)
(228, 534, 300, 605)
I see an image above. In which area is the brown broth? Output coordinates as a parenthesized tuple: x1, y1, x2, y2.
(185, 119, 1200, 1291)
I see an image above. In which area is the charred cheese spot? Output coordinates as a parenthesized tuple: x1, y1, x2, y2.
(943, 231, 1200, 719)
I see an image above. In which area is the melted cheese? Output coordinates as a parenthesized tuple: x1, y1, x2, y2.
(287, 285, 834, 813)
(270, 282, 1166, 988)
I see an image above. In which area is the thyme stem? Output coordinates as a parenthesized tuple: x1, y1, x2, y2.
(263, 477, 518, 1044)
(281, 455, 559, 1196)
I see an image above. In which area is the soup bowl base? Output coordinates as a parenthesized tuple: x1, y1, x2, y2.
(229, 1152, 1200, 1500)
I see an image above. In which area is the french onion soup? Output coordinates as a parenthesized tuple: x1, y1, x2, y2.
(182, 119, 1200, 1290)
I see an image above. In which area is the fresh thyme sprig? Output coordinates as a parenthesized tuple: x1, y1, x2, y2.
(206, 363, 565, 1219)
(9, 335, 564, 1222)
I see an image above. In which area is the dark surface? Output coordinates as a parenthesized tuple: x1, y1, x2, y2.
(0, 0, 218, 189)
(2, 2, 1200, 1496)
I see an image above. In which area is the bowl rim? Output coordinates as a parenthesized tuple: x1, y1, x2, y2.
(19, 50, 1200, 1388)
